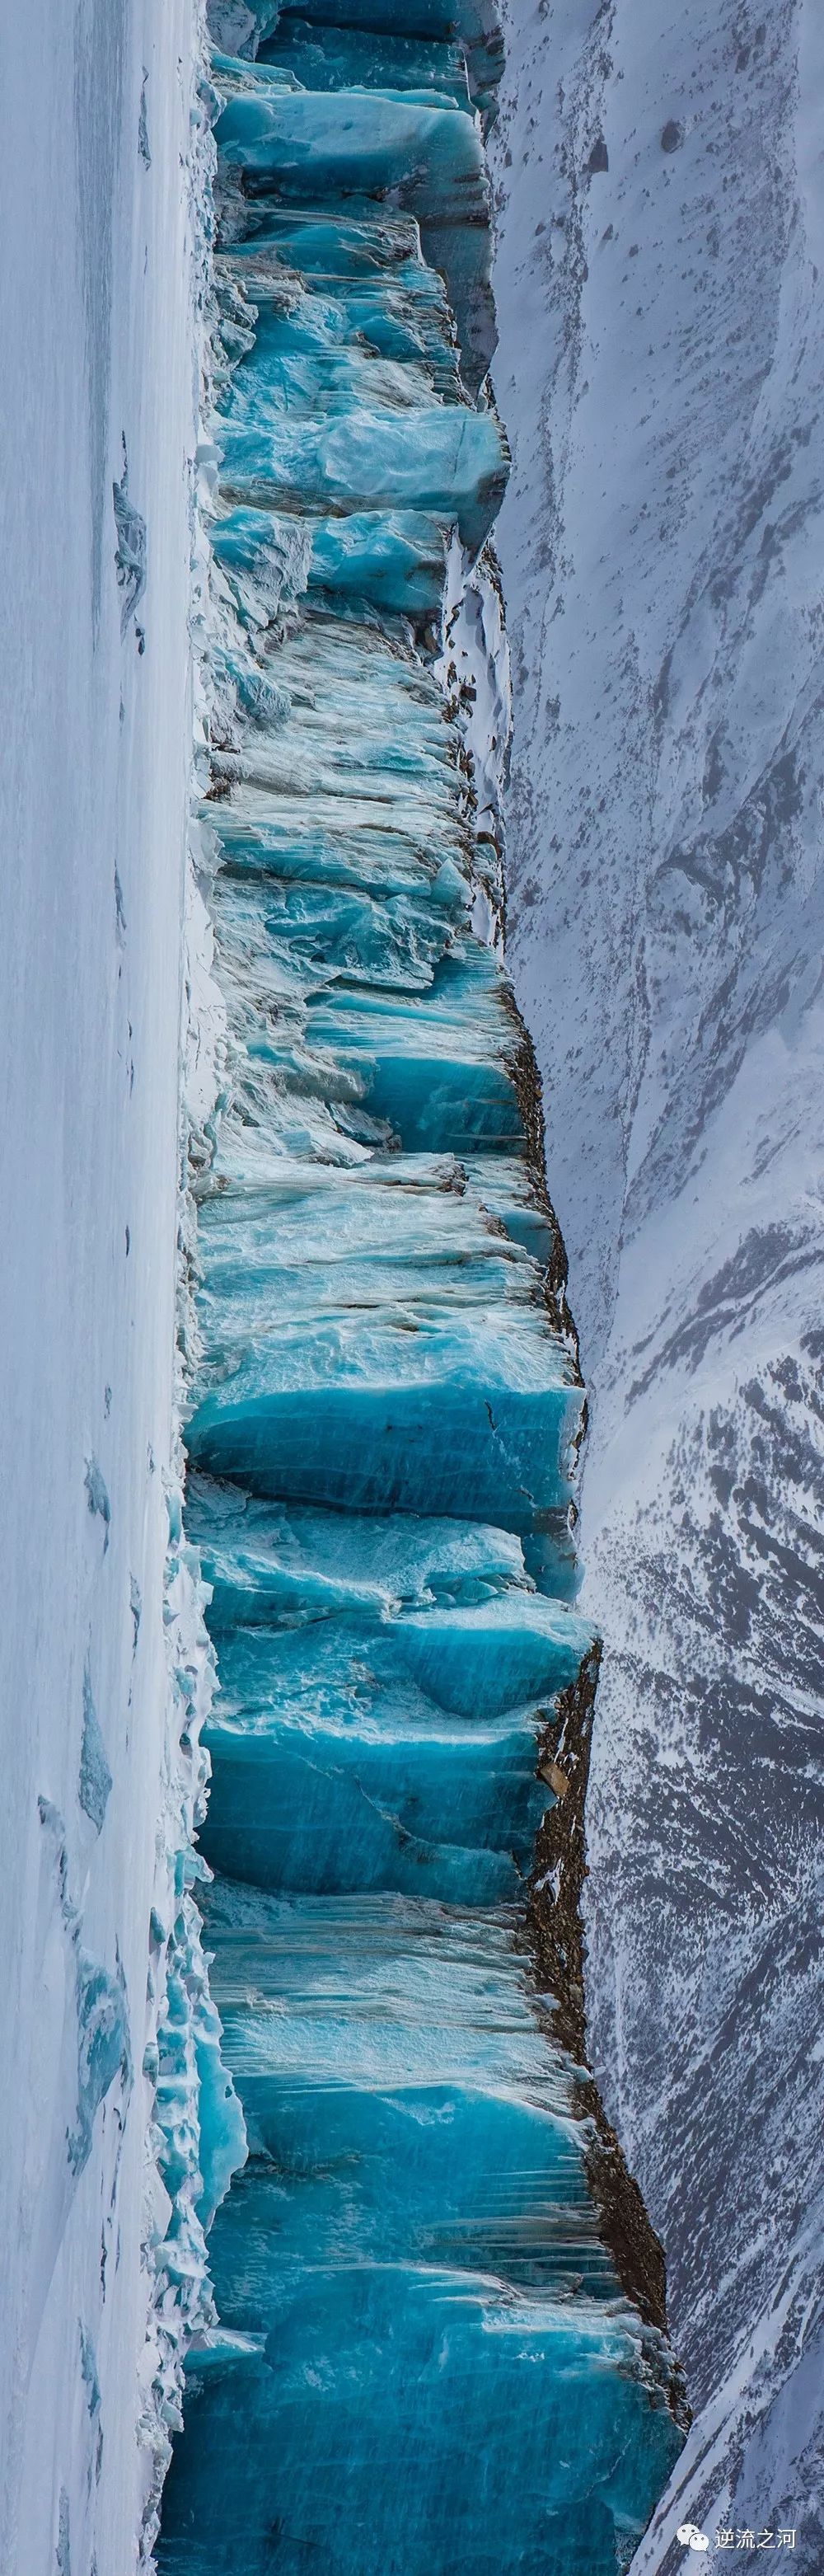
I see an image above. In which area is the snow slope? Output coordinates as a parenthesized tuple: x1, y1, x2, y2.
(0, 7, 209, 2569)
(490, 0, 824, 2561)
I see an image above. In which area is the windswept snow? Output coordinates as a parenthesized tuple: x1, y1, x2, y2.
(0, 5, 209, 2569)
(491, 0, 824, 2561)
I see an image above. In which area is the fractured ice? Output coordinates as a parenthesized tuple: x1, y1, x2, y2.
(69, 1949, 131, 2180)
(79, 1663, 113, 1834)
(112, 442, 147, 638)
(157, 2, 684, 2567)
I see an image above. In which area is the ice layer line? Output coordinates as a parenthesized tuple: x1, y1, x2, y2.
(157, 5, 684, 2569)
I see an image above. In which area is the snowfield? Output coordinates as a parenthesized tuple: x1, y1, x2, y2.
(491, 0, 824, 2562)
(0, 5, 207, 2569)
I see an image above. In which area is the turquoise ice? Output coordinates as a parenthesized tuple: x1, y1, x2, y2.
(157, 5, 684, 2568)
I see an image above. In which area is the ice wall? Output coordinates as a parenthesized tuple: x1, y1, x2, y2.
(157, 8, 684, 2569)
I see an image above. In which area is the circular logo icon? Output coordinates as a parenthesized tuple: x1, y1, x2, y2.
(677, 2529, 709, 2555)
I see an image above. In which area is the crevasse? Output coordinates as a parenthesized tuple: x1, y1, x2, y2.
(157, 3, 685, 2567)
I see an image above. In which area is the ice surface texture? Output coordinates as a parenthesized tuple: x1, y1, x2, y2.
(159, 10, 683, 2569)
(0, 10, 240, 2574)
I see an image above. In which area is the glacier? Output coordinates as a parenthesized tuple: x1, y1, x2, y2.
(489, 0, 824, 2561)
(12, 0, 803, 2562)
(153, 2, 687, 2570)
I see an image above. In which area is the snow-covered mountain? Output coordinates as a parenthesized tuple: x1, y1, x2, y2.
(490, 0, 824, 2559)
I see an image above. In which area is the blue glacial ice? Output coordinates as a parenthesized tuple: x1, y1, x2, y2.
(78, 1661, 113, 1833)
(157, 3, 685, 2567)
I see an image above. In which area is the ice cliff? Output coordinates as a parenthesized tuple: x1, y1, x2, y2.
(490, 0, 824, 2561)
(155, 3, 686, 2568)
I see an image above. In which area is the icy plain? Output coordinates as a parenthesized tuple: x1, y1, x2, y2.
(0, 6, 212, 2569)
(491, 0, 824, 2560)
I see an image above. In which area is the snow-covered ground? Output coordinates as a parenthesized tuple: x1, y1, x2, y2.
(491, 0, 824, 2562)
(0, 7, 204, 2569)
